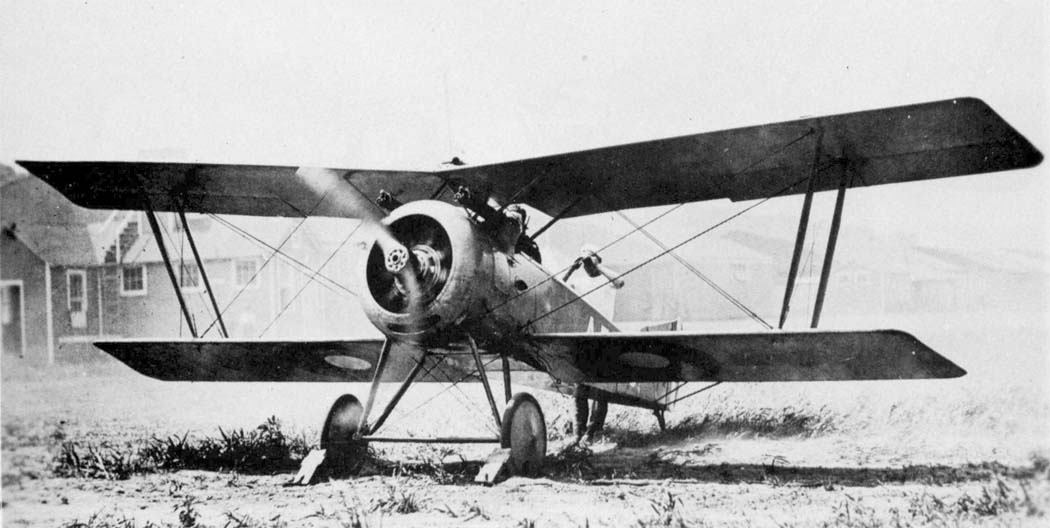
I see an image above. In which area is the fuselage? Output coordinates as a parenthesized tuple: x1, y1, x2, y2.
(357, 200, 615, 350)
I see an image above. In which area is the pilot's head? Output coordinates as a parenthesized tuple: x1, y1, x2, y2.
(506, 204, 527, 229)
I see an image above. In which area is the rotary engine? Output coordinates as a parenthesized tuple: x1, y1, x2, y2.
(358, 200, 494, 342)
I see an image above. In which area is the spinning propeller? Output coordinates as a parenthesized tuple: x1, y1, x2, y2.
(295, 167, 451, 320)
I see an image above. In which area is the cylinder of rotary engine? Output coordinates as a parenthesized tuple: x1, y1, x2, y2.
(359, 200, 492, 343)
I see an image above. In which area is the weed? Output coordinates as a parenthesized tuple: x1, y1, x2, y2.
(463, 502, 490, 521)
(830, 479, 1047, 528)
(60, 512, 160, 528)
(222, 511, 288, 528)
(390, 445, 462, 483)
(639, 489, 687, 527)
(546, 443, 595, 480)
(54, 441, 147, 480)
(369, 480, 422, 514)
(156, 416, 309, 473)
(53, 417, 312, 479)
(954, 478, 1043, 518)
(175, 496, 200, 528)
(334, 491, 376, 528)
(826, 495, 880, 528)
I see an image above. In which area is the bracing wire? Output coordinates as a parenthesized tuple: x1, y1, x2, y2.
(257, 220, 363, 337)
(480, 128, 817, 320)
(382, 357, 500, 431)
(208, 215, 356, 298)
(523, 173, 814, 330)
(199, 183, 342, 337)
(610, 206, 773, 330)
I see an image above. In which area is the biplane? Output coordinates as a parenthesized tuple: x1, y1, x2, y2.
(16, 97, 1042, 484)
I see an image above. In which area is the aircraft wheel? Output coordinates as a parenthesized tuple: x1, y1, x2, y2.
(320, 394, 369, 474)
(500, 392, 547, 477)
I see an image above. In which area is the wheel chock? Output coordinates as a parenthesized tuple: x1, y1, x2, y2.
(474, 447, 513, 485)
(288, 448, 327, 486)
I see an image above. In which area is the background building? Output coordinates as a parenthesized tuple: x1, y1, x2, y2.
(2, 166, 368, 364)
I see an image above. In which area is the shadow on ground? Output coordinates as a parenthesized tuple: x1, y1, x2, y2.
(345, 441, 1045, 488)
(541, 444, 1043, 487)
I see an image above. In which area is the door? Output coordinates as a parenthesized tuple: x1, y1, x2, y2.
(1, 282, 24, 357)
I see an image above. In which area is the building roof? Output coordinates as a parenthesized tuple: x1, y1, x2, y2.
(1, 175, 109, 265)
(3, 223, 98, 266)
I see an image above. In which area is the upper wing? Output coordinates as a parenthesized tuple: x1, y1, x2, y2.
(444, 97, 1042, 217)
(12, 162, 444, 219)
(513, 329, 965, 383)
(17, 98, 1041, 219)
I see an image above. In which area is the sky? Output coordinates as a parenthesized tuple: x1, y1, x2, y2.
(1, 1, 1048, 252)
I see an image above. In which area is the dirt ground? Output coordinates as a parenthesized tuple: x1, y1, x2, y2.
(2, 311, 1049, 527)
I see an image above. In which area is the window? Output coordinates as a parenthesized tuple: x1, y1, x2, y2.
(180, 263, 202, 291)
(234, 259, 260, 288)
(67, 270, 87, 328)
(1, 285, 13, 324)
(120, 265, 147, 296)
(66, 270, 86, 312)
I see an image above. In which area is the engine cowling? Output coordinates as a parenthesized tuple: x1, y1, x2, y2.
(358, 200, 492, 342)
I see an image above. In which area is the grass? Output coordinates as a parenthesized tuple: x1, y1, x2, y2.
(52, 416, 310, 479)
(839, 478, 1047, 527)
(62, 498, 379, 528)
(367, 480, 423, 514)
(641, 489, 689, 527)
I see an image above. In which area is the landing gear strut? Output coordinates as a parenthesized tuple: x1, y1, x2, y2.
(291, 338, 547, 485)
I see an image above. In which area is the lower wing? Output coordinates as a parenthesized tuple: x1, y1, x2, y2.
(97, 329, 963, 384)
(515, 329, 965, 383)
(96, 338, 459, 382)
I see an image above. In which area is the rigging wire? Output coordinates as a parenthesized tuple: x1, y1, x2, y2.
(207, 214, 356, 298)
(432, 359, 499, 434)
(609, 206, 773, 330)
(482, 203, 689, 317)
(256, 220, 363, 337)
(382, 357, 500, 431)
(480, 128, 817, 320)
(199, 184, 341, 337)
(523, 173, 814, 329)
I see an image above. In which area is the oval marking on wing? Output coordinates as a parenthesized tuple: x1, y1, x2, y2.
(324, 355, 373, 370)
(619, 352, 670, 369)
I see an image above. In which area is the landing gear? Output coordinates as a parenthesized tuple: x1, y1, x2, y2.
(501, 393, 546, 476)
(320, 394, 368, 474)
(293, 337, 549, 486)
(289, 394, 368, 485)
